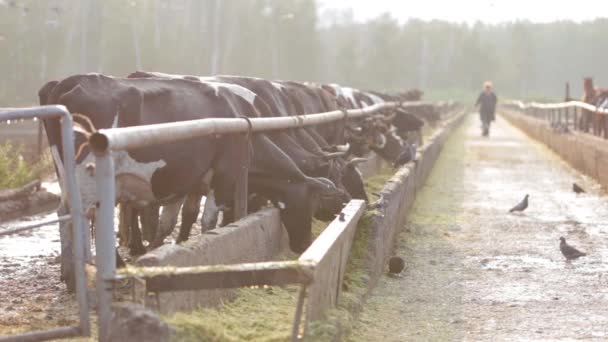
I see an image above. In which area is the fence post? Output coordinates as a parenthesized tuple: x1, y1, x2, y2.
(60, 113, 91, 336)
(37, 120, 43, 162)
(94, 151, 116, 342)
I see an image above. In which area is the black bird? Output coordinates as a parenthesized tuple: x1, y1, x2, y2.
(572, 183, 585, 194)
(509, 194, 529, 213)
(388, 256, 405, 274)
(559, 237, 586, 260)
(393, 143, 417, 169)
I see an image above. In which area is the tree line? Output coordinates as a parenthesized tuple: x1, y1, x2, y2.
(1, 0, 606, 106)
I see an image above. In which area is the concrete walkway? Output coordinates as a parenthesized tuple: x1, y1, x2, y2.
(348, 113, 608, 341)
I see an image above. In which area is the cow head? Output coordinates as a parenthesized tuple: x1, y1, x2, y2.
(340, 158, 368, 202)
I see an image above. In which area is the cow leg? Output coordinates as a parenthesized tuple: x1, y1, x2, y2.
(116, 249, 126, 269)
(149, 198, 184, 249)
(177, 192, 203, 243)
(118, 203, 133, 247)
(128, 208, 146, 256)
(200, 190, 221, 231)
(220, 207, 233, 227)
(57, 202, 76, 292)
(593, 114, 599, 136)
(140, 204, 159, 243)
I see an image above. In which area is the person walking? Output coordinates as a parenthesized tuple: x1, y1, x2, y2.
(475, 81, 497, 137)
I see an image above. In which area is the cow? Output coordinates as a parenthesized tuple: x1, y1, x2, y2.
(580, 77, 597, 134)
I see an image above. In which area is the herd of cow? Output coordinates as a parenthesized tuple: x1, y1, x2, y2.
(36, 71, 443, 286)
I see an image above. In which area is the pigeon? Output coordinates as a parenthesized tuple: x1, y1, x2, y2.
(572, 183, 585, 194)
(388, 256, 405, 274)
(339, 212, 345, 222)
(559, 237, 586, 260)
(393, 143, 417, 169)
(509, 194, 529, 213)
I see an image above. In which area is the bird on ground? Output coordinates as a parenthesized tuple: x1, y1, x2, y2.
(509, 194, 529, 213)
(559, 237, 586, 261)
(572, 183, 585, 194)
(393, 143, 417, 169)
(388, 256, 405, 274)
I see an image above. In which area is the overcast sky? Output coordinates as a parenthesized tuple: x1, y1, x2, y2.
(317, 0, 608, 24)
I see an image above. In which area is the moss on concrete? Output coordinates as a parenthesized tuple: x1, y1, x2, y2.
(307, 210, 379, 341)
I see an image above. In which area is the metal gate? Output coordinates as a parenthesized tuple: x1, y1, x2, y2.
(0, 106, 90, 342)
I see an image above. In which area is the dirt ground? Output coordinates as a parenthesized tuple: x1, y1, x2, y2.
(349, 113, 608, 341)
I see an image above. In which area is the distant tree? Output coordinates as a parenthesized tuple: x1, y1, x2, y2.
(1, 1, 608, 105)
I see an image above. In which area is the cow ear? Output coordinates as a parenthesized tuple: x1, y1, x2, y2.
(117, 86, 142, 127)
(38, 80, 58, 105)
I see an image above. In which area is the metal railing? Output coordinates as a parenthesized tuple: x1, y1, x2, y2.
(0, 106, 90, 342)
(89, 100, 435, 341)
(503, 100, 608, 138)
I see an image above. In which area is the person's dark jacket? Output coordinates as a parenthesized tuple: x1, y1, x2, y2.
(476, 91, 497, 122)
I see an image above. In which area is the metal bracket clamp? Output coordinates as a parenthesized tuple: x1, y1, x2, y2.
(239, 115, 253, 138)
(339, 107, 349, 121)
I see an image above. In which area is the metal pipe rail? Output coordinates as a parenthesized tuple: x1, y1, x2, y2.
(0, 215, 71, 237)
(505, 99, 608, 114)
(503, 99, 608, 138)
(88, 101, 428, 152)
(0, 105, 90, 342)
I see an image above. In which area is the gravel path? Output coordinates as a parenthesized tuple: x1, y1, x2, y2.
(349, 113, 608, 341)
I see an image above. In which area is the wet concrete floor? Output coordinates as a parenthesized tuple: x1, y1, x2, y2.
(349, 113, 608, 341)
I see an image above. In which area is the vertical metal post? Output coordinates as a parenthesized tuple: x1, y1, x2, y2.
(94, 152, 116, 342)
(291, 285, 308, 342)
(37, 120, 43, 162)
(564, 84, 570, 128)
(233, 133, 249, 220)
(59, 115, 91, 336)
